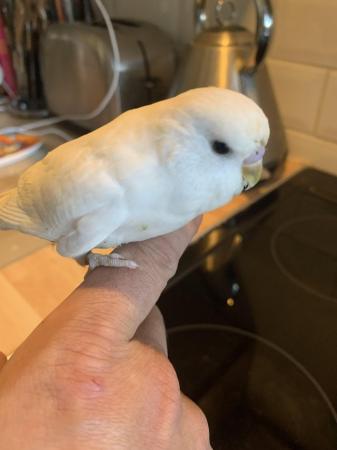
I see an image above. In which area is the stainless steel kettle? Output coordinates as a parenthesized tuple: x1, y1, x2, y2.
(171, 0, 288, 172)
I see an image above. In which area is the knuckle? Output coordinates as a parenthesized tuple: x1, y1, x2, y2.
(189, 402, 211, 448)
(142, 352, 181, 411)
(127, 350, 183, 440)
(143, 351, 180, 401)
(196, 412, 211, 446)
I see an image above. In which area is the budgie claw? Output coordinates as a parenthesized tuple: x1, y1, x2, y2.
(87, 251, 138, 271)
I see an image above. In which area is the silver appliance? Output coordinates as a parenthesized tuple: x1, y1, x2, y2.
(171, 0, 288, 171)
(40, 20, 176, 130)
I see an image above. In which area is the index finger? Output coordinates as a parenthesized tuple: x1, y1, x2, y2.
(66, 218, 201, 344)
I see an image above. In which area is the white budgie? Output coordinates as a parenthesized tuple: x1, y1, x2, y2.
(0, 88, 269, 269)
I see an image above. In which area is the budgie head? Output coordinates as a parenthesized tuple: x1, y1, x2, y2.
(154, 87, 270, 212)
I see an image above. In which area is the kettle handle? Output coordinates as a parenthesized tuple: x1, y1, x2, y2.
(195, 0, 208, 33)
(255, 0, 273, 67)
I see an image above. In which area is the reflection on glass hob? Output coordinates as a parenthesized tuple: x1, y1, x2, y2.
(158, 169, 337, 450)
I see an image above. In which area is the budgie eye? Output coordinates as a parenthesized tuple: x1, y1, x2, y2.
(212, 141, 231, 155)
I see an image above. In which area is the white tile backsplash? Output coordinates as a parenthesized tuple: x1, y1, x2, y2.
(286, 130, 337, 175)
(317, 71, 337, 143)
(267, 59, 327, 134)
(268, 0, 337, 173)
(270, 0, 337, 69)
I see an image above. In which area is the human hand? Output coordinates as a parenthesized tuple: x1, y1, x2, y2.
(0, 218, 212, 450)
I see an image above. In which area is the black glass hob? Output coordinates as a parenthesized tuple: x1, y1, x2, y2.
(158, 168, 337, 450)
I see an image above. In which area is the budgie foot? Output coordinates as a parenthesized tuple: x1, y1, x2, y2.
(87, 251, 138, 271)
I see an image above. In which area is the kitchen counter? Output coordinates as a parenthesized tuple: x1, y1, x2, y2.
(0, 111, 77, 188)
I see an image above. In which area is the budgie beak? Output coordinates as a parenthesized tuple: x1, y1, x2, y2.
(242, 146, 265, 191)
